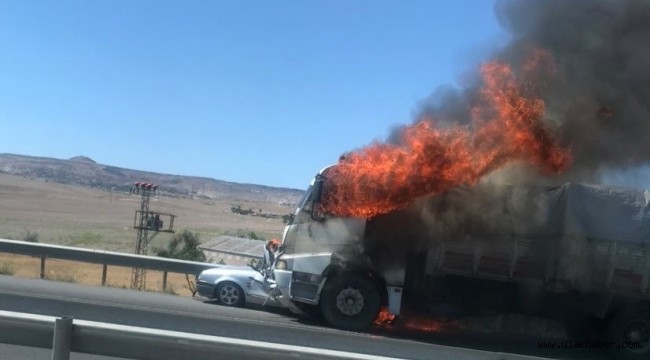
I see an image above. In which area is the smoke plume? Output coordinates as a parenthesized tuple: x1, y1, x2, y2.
(337, 0, 650, 282)
(422, 0, 650, 183)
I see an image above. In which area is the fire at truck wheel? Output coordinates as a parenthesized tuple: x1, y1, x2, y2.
(607, 307, 650, 360)
(320, 273, 381, 331)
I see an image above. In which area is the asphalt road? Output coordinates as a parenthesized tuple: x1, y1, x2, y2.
(0, 275, 609, 360)
(0, 344, 123, 360)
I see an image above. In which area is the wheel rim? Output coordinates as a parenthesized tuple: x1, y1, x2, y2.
(622, 319, 650, 353)
(335, 287, 365, 316)
(219, 285, 240, 305)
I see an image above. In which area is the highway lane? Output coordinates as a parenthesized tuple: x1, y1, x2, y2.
(0, 276, 468, 360)
(0, 275, 605, 359)
(0, 344, 124, 360)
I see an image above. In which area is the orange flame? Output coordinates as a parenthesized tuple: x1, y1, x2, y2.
(321, 49, 571, 218)
(374, 307, 396, 327)
(402, 317, 445, 333)
(374, 308, 453, 333)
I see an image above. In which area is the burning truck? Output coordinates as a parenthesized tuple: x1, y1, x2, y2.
(270, 21, 650, 360)
(269, 169, 650, 360)
(274, 171, 650, 345)
(269, 2, 650, 359)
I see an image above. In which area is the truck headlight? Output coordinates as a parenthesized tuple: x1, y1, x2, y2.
(275, 260, 287, 270)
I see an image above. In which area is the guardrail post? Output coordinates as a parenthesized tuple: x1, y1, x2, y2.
(101, 264, 108, 286)
(52, 316, 73, 360)
(40, 256, 46, 279)
(162, 271, 168, 291)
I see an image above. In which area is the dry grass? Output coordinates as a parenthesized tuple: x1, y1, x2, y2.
(0, 253, 195, 296)
(0, 173, 296, 294)
(0, 174, 293, 251)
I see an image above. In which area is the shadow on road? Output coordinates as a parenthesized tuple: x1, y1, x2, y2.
(197, 296, 610, 359)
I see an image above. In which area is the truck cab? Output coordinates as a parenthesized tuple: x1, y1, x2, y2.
(273, 166, 404, 331)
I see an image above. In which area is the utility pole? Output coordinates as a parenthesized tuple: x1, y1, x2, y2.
(130, 182, 176, 290)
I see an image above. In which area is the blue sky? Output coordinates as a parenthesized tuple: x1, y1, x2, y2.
(0, 1, 504, 189)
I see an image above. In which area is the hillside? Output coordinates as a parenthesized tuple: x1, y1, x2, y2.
(0, 153, 303, 204)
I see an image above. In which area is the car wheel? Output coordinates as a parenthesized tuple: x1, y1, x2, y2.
(320, 272, 380, 331)
(215, 282, 245, 307)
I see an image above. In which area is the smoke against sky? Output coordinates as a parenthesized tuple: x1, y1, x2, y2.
(354, 0, 650, 272)
(421, 0, 650, 184)
(320, 0, 650, 223)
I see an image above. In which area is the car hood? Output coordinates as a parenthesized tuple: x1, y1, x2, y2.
(200, 266, 258, 278)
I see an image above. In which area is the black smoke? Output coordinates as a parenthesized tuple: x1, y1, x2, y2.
(418, 0, 650, 184)
(357, 1, 650, 293)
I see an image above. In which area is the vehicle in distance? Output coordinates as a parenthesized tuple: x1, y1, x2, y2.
(197, 265, 280, 308)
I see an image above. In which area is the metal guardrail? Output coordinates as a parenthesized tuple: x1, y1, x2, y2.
(0, 311, 555, 360)
(0, 239, 219, 288)
(0, 310, 403, 360)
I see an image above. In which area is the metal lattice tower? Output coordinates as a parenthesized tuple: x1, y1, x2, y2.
(130, 182, 175, 291)
(131, 184, 152, 290)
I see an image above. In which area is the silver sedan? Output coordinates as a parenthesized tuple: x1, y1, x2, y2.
(196, 266, 280, 307)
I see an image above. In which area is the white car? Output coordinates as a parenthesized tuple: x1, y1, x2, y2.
(196, 265, 280, 307)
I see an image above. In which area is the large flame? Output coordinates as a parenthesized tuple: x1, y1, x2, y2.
(321, 50, 571, 218)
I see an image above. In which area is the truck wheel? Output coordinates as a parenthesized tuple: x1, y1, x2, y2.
(607, 308, 650, 360)
(320, 273, 381, 331)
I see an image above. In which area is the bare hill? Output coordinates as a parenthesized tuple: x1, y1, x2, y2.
(0, 153, 303, 204)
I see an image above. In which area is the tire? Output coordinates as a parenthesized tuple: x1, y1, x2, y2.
(607, 307, 650, 360)
(319, 273, 381, 331)
(215, 282, 245, 307)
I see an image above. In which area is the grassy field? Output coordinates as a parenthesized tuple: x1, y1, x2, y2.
(0, 253, 194, 295)
(0, 173, 296, 295)
(0, 174, 293, 251)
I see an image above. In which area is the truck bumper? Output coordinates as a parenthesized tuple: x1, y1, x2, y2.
(273, 269, 322, 305)
(272, 269, 307, 315)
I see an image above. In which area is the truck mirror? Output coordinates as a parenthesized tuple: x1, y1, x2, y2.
(311, 176, 327, 222)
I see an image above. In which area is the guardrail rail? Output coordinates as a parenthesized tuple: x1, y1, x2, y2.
(0, 239, 219, 290)
(0, 310, 405, 360)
